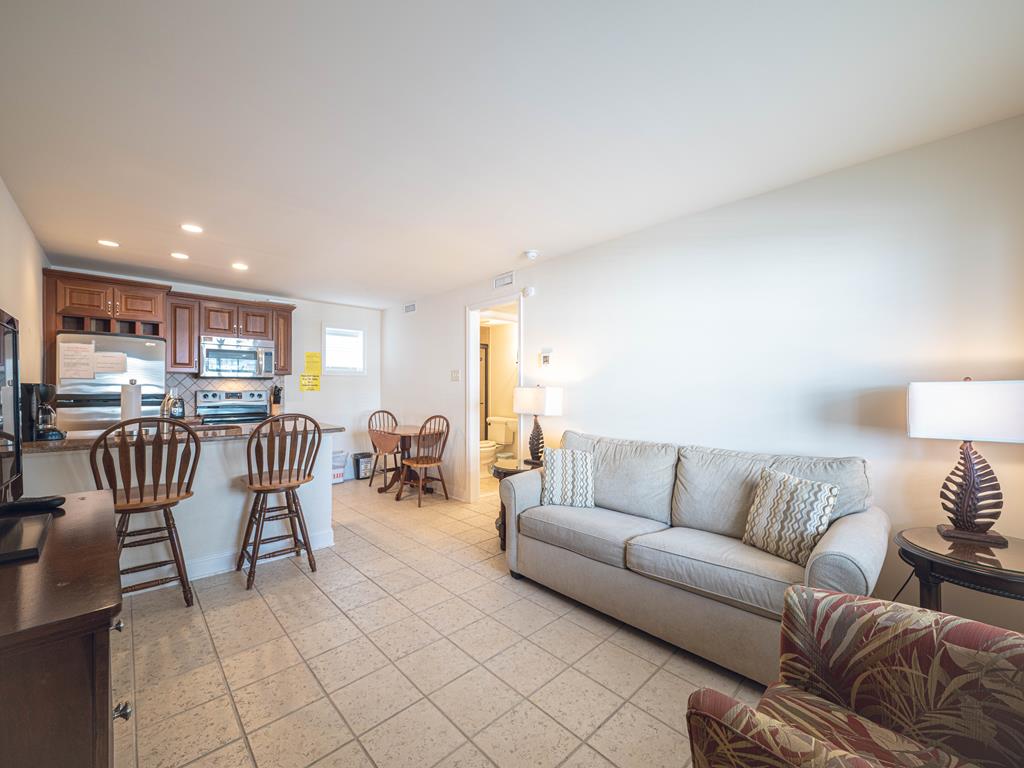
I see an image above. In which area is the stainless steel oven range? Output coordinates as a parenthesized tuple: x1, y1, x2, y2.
(195, 390, 270, 425)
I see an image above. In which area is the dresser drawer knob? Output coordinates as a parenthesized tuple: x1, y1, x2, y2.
(112, 619, 125, 632)
(112, 702, 133, 721)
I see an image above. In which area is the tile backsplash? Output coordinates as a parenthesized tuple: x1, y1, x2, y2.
(165, 374, 286, 417)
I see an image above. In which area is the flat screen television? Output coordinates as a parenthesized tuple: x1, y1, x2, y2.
(0, 307, 22, 506)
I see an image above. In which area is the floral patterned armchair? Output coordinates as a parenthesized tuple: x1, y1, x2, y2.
(686, 586, 1024, 768)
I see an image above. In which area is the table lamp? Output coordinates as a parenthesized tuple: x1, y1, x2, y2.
(907, 378, 1024, 547)
(513, 385, 563, 463)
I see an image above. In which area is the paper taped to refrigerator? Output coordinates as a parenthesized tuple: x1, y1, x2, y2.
(94, 351, 128, 374)
(58, 341, 96, 379)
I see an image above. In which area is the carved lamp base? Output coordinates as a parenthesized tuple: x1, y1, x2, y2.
(936, 523, 1008, 549)
(937, 440, 1007, 548)
(528, 415, 544, 463)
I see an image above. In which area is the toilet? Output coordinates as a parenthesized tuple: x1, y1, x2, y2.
(480, 416, 517, 472)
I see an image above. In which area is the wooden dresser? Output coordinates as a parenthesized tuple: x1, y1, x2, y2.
(0, 491, 124, 767)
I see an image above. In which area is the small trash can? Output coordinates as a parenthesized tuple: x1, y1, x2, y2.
(331, 450, 349, 484)
(352, 452, 373, 480)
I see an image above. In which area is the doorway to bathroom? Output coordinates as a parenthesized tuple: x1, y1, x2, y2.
(478, 303, 519, 498)
(464, 294, 524, 503)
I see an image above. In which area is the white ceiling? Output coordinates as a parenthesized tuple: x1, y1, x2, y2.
(2, 2, 1023, 308)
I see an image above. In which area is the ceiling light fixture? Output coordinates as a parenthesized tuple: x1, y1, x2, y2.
(524, 250, 539, 260)
(171, 252, 189, 260)
(97, 239, 119, 247)
(231, 262, 249, 271)
(181, 223, 203, 234)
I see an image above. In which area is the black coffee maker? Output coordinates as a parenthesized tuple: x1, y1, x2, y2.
(20, 383, 66, 441)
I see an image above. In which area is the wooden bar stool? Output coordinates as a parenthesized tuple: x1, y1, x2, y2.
(396, 415, 450, 507)
(368, 409, 400, 487)
(236, 414, 322, 589)
(89, 418, 201, 606)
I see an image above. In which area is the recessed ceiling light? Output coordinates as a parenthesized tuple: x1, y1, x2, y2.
(98, 239, 119, 247)
(181, 223, 203, 234)
(171, 252, 189, 260)
(231, 262, 249, 271)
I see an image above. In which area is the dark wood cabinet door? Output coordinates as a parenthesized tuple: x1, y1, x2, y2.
(166, 295, 200, 372)
(113, 285, 166, 322)
(55, 276, 113, 318)
(200, 300, 238, 336)
(274, 309, 293, 374)
(238, 306, 273, 340)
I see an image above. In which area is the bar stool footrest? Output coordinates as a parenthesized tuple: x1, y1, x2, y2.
(123, 575, 181, 593)
(121, 559, 176, 575)
(123, 534, 171, 548)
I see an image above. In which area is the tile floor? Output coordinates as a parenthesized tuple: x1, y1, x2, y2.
(111, 479, 764, 768)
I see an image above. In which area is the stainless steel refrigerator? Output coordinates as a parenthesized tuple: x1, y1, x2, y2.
(54, 332, 166, 432)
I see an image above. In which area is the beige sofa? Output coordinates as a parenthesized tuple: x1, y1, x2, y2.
(499, 431, 890, 684)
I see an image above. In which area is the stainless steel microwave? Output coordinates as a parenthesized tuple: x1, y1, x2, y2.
(199, 336, 275, 378)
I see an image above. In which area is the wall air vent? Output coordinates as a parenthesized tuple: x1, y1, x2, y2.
(403, 303, 417, 314)
(493, 271, 515, 289)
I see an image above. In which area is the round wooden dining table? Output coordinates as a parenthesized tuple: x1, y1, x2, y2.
(377, 424, 444, 499)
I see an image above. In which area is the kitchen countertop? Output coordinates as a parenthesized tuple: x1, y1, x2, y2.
(23, 422, 345, 454)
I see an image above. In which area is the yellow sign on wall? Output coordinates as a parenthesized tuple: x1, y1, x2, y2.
(300, 351, 322, 391)
(304, 352, 322, 375)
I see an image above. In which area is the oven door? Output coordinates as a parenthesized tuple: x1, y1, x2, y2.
(200, 342, 262, 378)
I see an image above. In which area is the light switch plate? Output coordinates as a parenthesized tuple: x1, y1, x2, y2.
(450, 369, 461, 382)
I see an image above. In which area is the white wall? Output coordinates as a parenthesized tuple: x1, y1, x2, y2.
(52, 270, 382, 476)
(0, 175, 48, 379)
(382, 115, 1024, 631)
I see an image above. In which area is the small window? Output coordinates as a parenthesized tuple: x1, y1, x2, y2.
(324, 327, 365, 374)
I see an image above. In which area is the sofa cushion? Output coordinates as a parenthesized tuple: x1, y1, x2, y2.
(673, 446, 873, 536)
(757, 683, 967, 768)
(672, 446, 776, 536)
(519, 504, 668, 568)
(625, 527, 804, 619)
(561, 430, 676, 524)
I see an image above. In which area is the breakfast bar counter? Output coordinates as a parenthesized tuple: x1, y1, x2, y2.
(21, 423, 346, 586)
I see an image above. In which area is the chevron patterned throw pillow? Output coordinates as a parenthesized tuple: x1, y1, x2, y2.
(541, 448, 595, 508)
(742, 467, 838, 566)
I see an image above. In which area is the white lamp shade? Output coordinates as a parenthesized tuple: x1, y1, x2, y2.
(513, 386, 563, 417)
(907, 380, 1024, 443)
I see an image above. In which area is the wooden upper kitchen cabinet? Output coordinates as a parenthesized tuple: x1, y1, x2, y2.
(112, 284, 165, 322)
(199, 299, 238, 336)
(166, 294, 200, 372)
(238, 305, 274, 340)
(54, 273, 114, 318)
(274, 307, 294, 374)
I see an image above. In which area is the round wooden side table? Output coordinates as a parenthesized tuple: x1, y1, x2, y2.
(895, 526, 1024, 612)
(491, 459, 541, 551)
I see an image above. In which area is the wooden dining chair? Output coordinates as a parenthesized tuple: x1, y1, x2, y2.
(236, 414, 322, 589)
(89, 418, 201, 606)
(396, 415, 450, 507)
(368, 409, 400, 487)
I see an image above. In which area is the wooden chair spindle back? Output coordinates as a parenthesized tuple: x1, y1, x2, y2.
(247, 414, 322, 487)
(89, 418, 202, 506)
(415, 415, 449, 462)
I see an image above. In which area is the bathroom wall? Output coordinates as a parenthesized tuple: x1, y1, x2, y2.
(487, 322, 518, 423)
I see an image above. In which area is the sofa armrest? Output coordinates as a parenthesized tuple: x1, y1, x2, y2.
(686, 687, 875, 768)
(805, 505, 890, 595)
(499, 469, 542, 572)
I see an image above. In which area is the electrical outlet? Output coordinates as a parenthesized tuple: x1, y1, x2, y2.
(450, 369, 461, 382)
